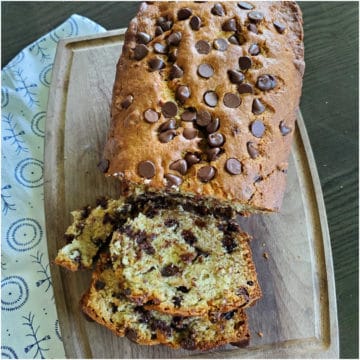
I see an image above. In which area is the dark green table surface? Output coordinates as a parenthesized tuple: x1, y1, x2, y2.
(2, 2, 358, 358)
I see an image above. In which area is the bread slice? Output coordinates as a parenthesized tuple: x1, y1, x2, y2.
(110, 207, 261, 316)
(55, 197, 128, 271)
(55, 193, 238, 271)
(81, 254, 251, 351)
(102, 1, 304, 213)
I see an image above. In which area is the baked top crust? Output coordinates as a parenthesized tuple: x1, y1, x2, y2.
(102, 1, 304, 212)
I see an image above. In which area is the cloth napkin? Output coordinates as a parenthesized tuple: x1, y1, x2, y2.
(1, 15, 106, 359)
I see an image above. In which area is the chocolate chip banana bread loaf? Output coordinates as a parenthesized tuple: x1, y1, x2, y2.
(81, 253, 250, 351)
(101, 1, 304, 213)
(110, 208, 261, 316)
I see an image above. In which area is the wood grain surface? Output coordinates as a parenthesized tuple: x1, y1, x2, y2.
(44, 30, 338, 358)
(2, 2, 358, 358)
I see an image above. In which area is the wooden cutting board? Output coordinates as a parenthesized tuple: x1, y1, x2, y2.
(44, 30, 339, 358)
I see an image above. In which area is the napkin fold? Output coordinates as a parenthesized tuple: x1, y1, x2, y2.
(1, 15, 106, 359)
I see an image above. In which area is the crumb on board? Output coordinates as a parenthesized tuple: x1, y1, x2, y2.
(257, 331, 263, 337)
(263, 252, 269, 260)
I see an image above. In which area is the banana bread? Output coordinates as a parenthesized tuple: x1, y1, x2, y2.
(101, 1, 304, 213)
(81, 253, 251, 351)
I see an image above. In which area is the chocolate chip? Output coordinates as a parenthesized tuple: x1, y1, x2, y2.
(183, 128, 198, 139)
(190, 16, 201, 30)
(138, 160, 156, 178)
(64, 233, 75, 244)
(222, 19, 237, 31)
(181, 229, 197, 245)
(185, 153, 201, 166)
(95, 280, 106, 291)
(169, 64, 183, 79)
(96, 196, 108, 209)
(178, 8, 192, 20)
(167, 32, 182, 46)
(206, 147, 221, 161)
(247, 141, 259, 158)
(247, 23, 258, 33)
(279, 120, 291, 135)
(159, 20, 173, 32)
(168, 48, 178, 62)
(228, 35, 240, 45)
(237, 83, 253, 94)
(196, 110, 212, 126)
(170, 159, 187, 175)
(133, 44, 149, 60)
(180, 337, 197, 351)
(252, 98, 266, 114)
(208, 133, 225, 147)
(125, 328, 138, 343)
(256, 74, 277, 91)
(223, 310, 236, 320)
(164, 173, 182, 187)
(176, 85, 191, 104)
(153, 42, 168, 54)
(250, 120, 265, 138)
(97, 159, 109, 173)
(155, 26, 163, 36)
(211, 3, 225, 16)
(198, 166, 216, 182)
(148, 57, 165, 71)
(80, 205, 91, 219)
(181, 110, 197, 122)
(214, 38, 228, 51)
(223, 93, 241, 108)
(177, 286, 190, 293)
(239, 56, 252, 70)
(274, 21, 286, 34)
(248, 11, 264, 23)
(249, 43, 260, 56)
(159, 118, 176, 132)
(144, 109, 159, 123)
(197, 63, 214, 78)
(164, 218, 179, 228)
(225, 158, 242, 175)
(222, 235, 237, 253)
(121, 95, 134, 109)
(203, 91, 218, 107)
(159, 130, 177, 143)
(172, 296, 182, 307)
(238, 1, 254, 10)
(161, 264, 181, 277)
(247, 280, 254, 286)
(162, 101, 178, 117)
(195, 40, 211, 54)
(136, 32, 151, 44)
(228, 70, 245, 84)
(206, 117, 220, 133)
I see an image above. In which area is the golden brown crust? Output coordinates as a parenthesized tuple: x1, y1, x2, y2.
(103, 1, 304, 212)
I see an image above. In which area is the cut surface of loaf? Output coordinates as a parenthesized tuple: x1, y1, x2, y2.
(55, 197, 128, 271)
(110, 208, 261, 316)
(81, 254, 250, 351)
(55, 194, 239, 271)
(102, 1, 304, 213)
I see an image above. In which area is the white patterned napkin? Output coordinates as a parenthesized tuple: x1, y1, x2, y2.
(1, 15, 106, 359)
